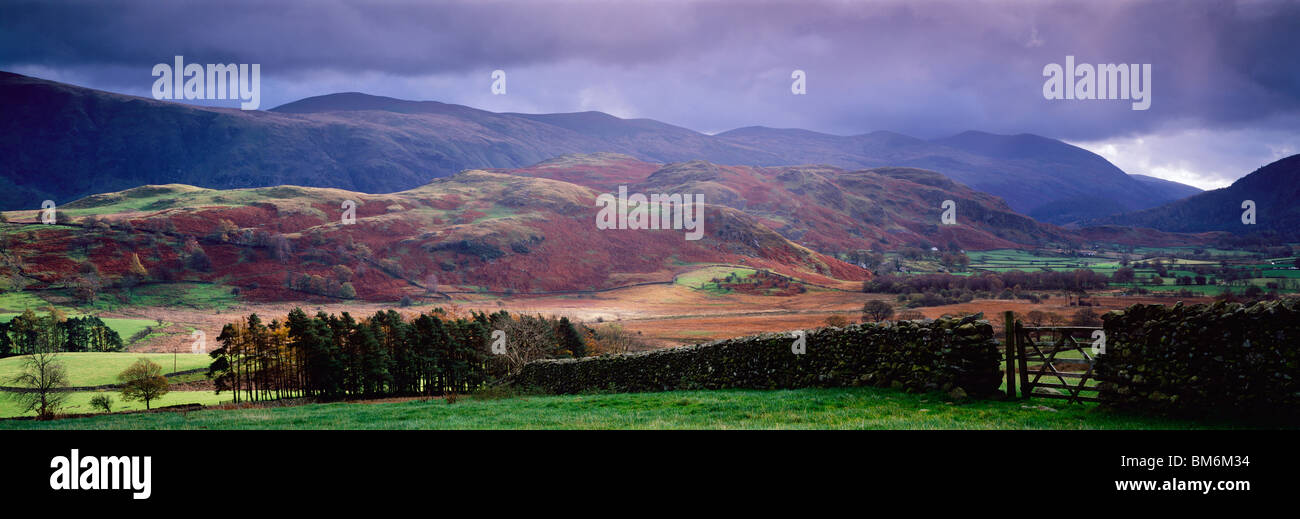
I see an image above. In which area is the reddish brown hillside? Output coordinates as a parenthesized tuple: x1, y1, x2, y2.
(0, 173, 867, 303)
(503, 154, 1222, 255)
(506, 155, 1074, 253)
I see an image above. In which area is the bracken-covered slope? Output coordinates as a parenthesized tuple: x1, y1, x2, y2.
(500, 154, 1209, 254)
(0, 170, 868, 302)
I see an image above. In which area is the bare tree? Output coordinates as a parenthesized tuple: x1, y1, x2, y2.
(270, 233, 292, 263)
(6, 328, 70, 419)
(862, 300, 895, 322)
(1025, 310, 1048, 327)
(591, 323, 650, 355)
(496, 315, 556, 375)
(425, 273, 439, 295)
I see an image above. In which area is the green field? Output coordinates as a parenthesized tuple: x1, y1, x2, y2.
(0, 281, 237, 344)
(674, 266, 756, 289)
(2, 281, 236, 315)
(0, 386, 1242, 430)
(1130, 246, 1260, 257)
(0, 290, 53, 310)
(0, 352, 210, 387)
(966, 249, 1114, 272)
(0, 286, 170, 341)
(0, 390, 226, 418)
(85, 282, 239, 312)
(1120, 283, 1245, 294)
(0, 313, 158, 343)
(953, 248, 1300, 294)
(45, 184, 217, 216)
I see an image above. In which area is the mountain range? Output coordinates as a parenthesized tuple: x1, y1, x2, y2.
(0, 71, 1200, 224)
(711, 127, 1203, 223)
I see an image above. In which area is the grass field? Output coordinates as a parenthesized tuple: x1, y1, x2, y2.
(0, 313, 159, 344)
(674, 266, 756, 289)
(966, 249, 1113, 272)
(0, 386, 1246, 430)
(85, 282, 239, 312)
(0, 287, 173, 340)
(0, 352, 210, 387)
(0, 290, 53, 311)
(955, 248, 1300, 294)
(2, 283, 237, 314)
(0, 390, 226, 418)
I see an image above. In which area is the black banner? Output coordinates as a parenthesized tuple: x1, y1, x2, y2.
(4, 430, 1291, 509)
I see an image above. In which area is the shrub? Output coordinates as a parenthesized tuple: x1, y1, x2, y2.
(89, 394, 114, 413)
(338, 282, 357, 299)
(896, 310, 925, 321)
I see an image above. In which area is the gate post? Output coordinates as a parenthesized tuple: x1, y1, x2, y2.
(1003, 311, 1016, 399)
(1016, 320, 1030, 399)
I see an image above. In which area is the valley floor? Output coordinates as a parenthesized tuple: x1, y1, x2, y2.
(85, 279, 1209, 352)
(0, 386, 1252, 430)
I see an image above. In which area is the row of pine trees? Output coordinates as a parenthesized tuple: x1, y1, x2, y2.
(209, 308, 587, 402)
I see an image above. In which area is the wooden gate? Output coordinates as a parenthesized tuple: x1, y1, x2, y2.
(1002, 312, 1101, 404)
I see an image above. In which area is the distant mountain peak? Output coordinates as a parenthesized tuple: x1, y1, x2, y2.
(934, 130, 1082, 159)
(716, 126, 837, 138)
(270, 92, 466, 115)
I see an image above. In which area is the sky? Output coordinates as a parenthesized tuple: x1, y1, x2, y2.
(2, 0, 1297, 190)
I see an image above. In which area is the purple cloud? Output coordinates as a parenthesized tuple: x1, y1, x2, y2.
(2, 0, 1297, 185)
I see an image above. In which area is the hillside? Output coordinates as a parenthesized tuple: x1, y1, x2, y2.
(1129, 174, 1202, 201)
(710, 128, 1193, 223)
(3, 72, 1176, 225)
(1092, 154, 1300, 240)
(0, 170, 867, 302)
(501, 154, 1208, 254)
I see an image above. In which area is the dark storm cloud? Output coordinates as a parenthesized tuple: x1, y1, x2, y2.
(1, 0, 1297, 184)
(0, 0, 705, 76)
